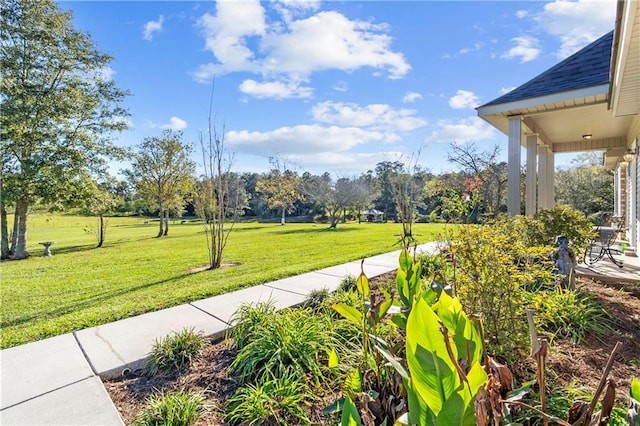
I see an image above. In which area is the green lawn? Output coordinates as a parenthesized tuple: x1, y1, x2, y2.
(1, 213, 445, 348)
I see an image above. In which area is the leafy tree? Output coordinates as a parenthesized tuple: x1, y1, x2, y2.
(300, 173, 354, 228)
(255, 159, 303, 225)
(373, 161, 405, 220)
(125, 130, 195, 238)
(81, 178, 120, 248)
(554, 152, 613, 216)
(345, 175, 378, 223)
(0, 0, 129, 259)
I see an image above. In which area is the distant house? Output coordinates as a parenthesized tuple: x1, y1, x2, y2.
(360, 209, 384, 223)
(477, 0, 639, 256)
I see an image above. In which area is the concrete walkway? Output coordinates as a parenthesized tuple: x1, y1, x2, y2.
(0, 243, 439, 425)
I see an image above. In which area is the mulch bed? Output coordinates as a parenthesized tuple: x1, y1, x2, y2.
(104, 273, 640, 425)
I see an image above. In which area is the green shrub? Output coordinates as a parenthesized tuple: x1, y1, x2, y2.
(531, 205, 596, 251)
(228, 300, 277, 349)
(134, 388, 205, 426)
(230, 307, 332, 384)
(447, 221, 552, 361)
(145, 328, 205, 377)
(338, 275, 357, 292)
(225, 373, 314, 425)
(527, 289, 613, 343)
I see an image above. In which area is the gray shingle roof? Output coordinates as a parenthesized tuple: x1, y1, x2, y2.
(481, 30, 613, 107)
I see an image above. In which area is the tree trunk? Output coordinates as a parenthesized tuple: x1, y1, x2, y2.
(13, 197, 29, 259)
(156, 209, 164, 237)
(10, 210, 19, 255)
(1, 200, 8, 260)
(280, 207, 286, 225)
(163, 210, 169, 236)
(97, 214, 105, 248)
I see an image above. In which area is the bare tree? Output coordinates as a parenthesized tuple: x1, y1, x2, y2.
(193, 86, 244, 270)
(447, 142, 507, 219)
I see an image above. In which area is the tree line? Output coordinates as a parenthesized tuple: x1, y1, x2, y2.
(0, 0, 613, 262)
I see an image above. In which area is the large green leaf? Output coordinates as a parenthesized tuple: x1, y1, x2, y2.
(356, 272, 369, 297)
(436, 391, 468, 425)
(399, 249, 412, 271)
(396, 268, 410, 307)
(341, 396, 363, 426)
(631, 377, 640, 401)
(332, 303, 363, 325)
(407, 378, 437, 425)
(406, 295, 459, 415)
(435, 292, 483, 366)
(465, 360, 488, 399)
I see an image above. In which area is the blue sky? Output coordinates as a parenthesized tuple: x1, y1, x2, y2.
(61, 0, 617, 176)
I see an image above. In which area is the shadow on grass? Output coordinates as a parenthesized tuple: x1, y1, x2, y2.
(268, 226, 358, 235)
(2, 273, 190, 328)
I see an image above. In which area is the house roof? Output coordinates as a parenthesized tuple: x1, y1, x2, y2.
(480, 30, 613, 108)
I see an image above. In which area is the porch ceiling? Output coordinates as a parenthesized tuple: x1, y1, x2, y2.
(478, 90, 633, 153)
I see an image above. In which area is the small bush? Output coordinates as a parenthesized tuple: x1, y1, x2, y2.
(527, 289, 613, 343)
(338, 275, 357, 292)
(225, 373, 313, 425)
(532, 205, 596, 251)
(134, 388, 205, 426)
(146, 328, 205, 377)
(230, 307, 331, 385)
(228, 300, 277, 349)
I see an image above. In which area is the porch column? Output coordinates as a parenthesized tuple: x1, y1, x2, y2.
(546, 149, 555, 208)
(538, 144, 548, 210)
(525, 134, 538, 215)
(507, 117, 522, 216)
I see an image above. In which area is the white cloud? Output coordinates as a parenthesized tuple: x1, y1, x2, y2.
(239, 79, 313, 99)
(97, 66, 115, 81)
(448, 90, 480, 109)
(403, 92, 422, 103)
(261, 11, 410, 79)
(499, 86, 516, 95)
(424, 117, 497, 145)
(458, 42, 484, 55)
(501, 36, 541, 63)
(157, 116, 188, 131)
(333, 81, 349, 92)
(194, 3, 411, 97)
(515, 10, 529, 18)
(143, 15, 164, 41)
(311, 101, 427, 132)
(535, 0, 616, 58)
(196, 0, 266, 75)
(226, 124, 398, 157)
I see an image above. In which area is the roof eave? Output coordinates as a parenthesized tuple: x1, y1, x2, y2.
(476, 84, 610, 118)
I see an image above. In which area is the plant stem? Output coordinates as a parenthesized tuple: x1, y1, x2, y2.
(502, 401, 571, 426)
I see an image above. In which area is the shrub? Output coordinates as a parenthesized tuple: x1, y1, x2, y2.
(145, 328, 205, 377)
(228, 300, 277, 349)
(225, 373, 313, 425)
(526, 289, 613, 344)
(447, 221, 553, 361)
(230, 307, 332, 385)
(531, 205, 596, 251)
(134, 388, 205, 426)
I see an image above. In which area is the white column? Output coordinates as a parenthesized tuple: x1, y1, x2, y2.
(546, 149, 555, 208)
(507, 117, 522, 216)
(538, 144, 548, 210)
(526, 134, 538, 215)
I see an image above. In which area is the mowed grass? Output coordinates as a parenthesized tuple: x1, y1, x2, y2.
(1, 213, 445, 348)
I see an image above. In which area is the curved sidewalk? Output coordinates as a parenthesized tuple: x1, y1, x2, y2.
(0, 243, 439, 425)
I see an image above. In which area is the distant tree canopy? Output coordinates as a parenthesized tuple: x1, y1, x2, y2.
(554, 152, 614, 217)
(0, 0, 129, 259)
(125, 130, 195, 238)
